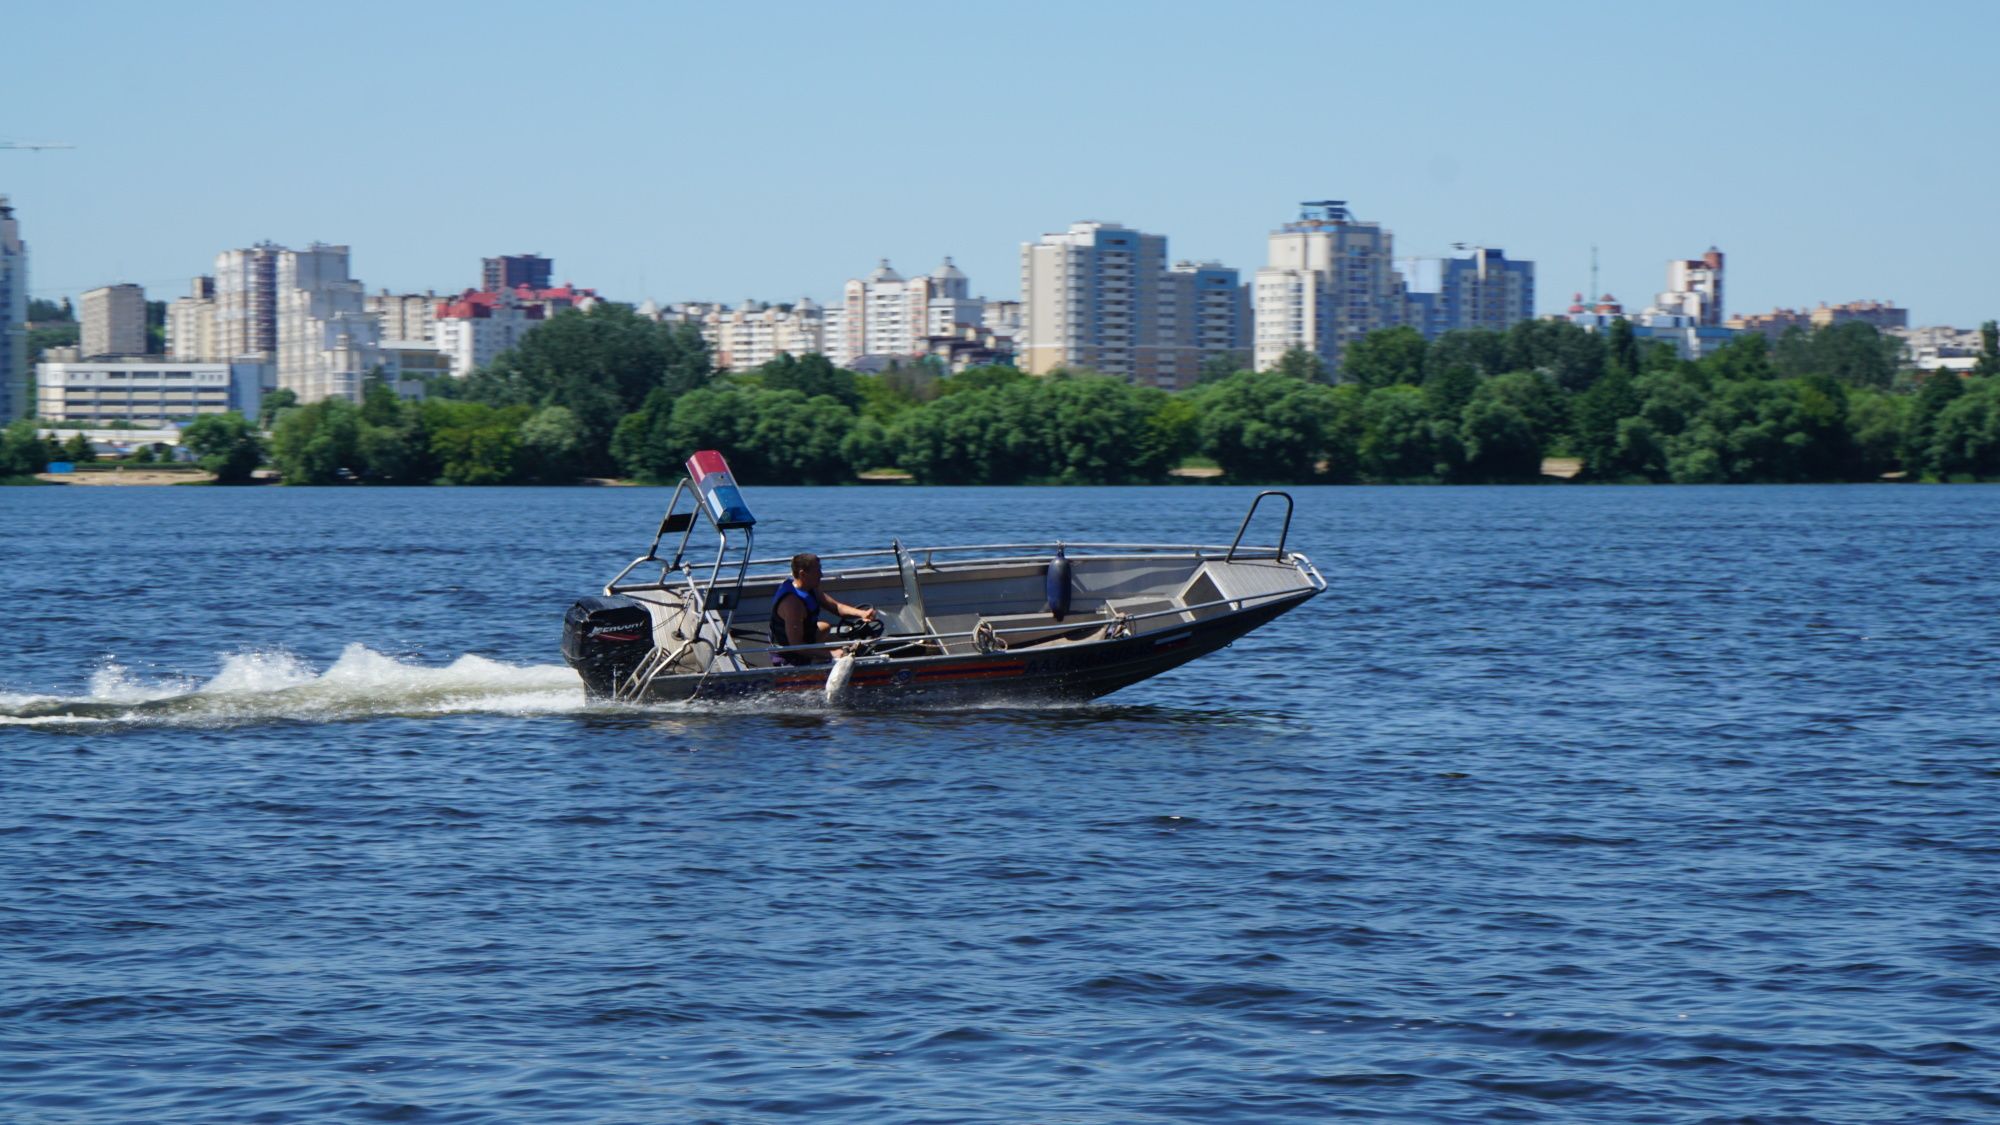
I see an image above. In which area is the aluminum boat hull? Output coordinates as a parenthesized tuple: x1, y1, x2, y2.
(606, 588, 1315, 706)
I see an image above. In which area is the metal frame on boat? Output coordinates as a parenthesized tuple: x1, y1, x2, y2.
(561, 453, 1324, 706)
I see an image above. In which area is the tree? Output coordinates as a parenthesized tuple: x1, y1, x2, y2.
(1906, 368, 1968, 478)
(757, 353, 861, 409)
(1701, 333, 1774, 383)
(27, 297, 73, 322)
(1973, 321, 2000, 380)
(0, 419, 48, 477)
(1847, 389, 1908, 479)
(1798, 321, 1900, 389)
(1569, 364, 1641, 480)
(180, 412, 266, 483)
(465, 303, 710, 474)
(258, 388, 299, 428)
(1659, 376, 1856, 483)
(1503, 318, 1605, 392)
(1272, 345, 1328, 383)
(1359, 385, 1442, 481)
(1193, 372, 1356, 482)
(1605, 317, 1640, 380)
(1340, 326, 1427, 389)
(61, 433, 97, 464)
(667, 386, 855, 485)
(1927, 378, 2000, 480)
(518, 405, 587, 481)
(1199, 351, 1250, 384)
(270, 398, 366, 484)
(1455, 371, 1562, 482)
(1427, 329, 1507, 382)
(413, 399, 529, 485)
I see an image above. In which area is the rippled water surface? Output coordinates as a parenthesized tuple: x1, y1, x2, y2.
(4, 484, 1997, 1124)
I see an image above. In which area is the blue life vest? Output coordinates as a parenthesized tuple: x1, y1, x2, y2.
(769, 579, 822, 663)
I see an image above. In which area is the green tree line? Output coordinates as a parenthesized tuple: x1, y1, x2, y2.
(84, 301, 2000, 486)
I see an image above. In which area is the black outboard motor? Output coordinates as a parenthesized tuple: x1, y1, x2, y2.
(562, 596, 654, 699)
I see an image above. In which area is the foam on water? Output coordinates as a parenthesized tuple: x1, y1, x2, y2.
(0, 643, 589, 727)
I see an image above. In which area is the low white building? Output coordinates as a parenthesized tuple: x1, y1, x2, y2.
(1567, 308, 1737, 361)
(1889, 325, 1983, 371)
(35, 358, 270, 425)
(379, 340, 451, 396)
(434, 291, 544, 377)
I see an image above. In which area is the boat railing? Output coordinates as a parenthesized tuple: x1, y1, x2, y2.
(717, 580, 1314, 667)
(606, 542, 1326, 600)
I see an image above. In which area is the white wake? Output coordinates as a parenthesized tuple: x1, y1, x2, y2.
(0, 644, 589, 727)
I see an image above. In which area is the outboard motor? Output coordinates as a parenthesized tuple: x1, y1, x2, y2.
(562, 595, 654, 699)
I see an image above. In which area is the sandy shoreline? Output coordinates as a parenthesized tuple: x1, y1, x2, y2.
(34, 470, 217, 486)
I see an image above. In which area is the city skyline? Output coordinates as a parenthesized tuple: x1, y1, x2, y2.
(1, 1, 1994, 327)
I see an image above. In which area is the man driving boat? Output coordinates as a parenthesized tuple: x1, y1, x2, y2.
(770, 553, 879, 666)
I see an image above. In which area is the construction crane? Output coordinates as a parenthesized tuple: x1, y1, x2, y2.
(0, 139, 73, 151)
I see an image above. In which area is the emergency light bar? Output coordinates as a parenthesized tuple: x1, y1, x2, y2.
(685, 450, 756, 529)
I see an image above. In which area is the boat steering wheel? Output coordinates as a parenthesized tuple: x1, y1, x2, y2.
(830, 607, 885, 642)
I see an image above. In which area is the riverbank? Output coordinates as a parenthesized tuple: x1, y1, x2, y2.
(33, 467, 218, 486)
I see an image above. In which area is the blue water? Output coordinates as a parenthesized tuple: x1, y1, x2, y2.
(3, 484, 1997, 1124)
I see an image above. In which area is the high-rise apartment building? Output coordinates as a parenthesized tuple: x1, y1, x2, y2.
(1162, 261, 1249, 386)
(1253, 202, 1405, 373)
(81, 283, 149, 357)
(215, 243, 283, 360)
(1649, 249, 1725, 325)
(167, 277, 221, 361)
(1020, 221, 1175, 382)
(1400, 247, 1536, 339)
(275, 244, 381, 402)
(0, 196, 26, 423)
(483, 254, 552, 292)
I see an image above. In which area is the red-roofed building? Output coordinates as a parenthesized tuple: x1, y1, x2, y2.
(433, 284, 601, 376)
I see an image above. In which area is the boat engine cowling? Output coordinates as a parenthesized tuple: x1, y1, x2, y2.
(562, 595, 654, 698)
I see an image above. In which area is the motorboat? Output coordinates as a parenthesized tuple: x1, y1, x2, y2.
(561, 451, 1324, 706)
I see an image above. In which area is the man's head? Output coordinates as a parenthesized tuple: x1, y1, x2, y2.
(791, 552, 822, 590)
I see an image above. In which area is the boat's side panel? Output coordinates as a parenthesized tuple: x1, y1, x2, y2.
(635, 589, 1316, 706)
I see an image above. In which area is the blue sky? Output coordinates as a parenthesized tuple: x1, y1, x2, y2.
(5, 0, 1995, 326)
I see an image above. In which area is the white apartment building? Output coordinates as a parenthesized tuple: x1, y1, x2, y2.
(366, 291, 438, 342)
(81, 283, 148, 357)
(276, 244, 381, 402)
(34, 358, 269, 425)
(703, 299, 827, 371)
(0, 196, 26, 424)
(825, 259, 983, 368)
(1020, 221, 1172, 381)
(166, 277, 221, 362)
(215, 242, 283, 360)
(1647, 249, 1725, 325)
(1253, 201, 1405, 373)
(1019, 222, 1241, 386)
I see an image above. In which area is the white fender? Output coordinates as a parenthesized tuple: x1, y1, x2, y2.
(825, 652, 856, 705)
